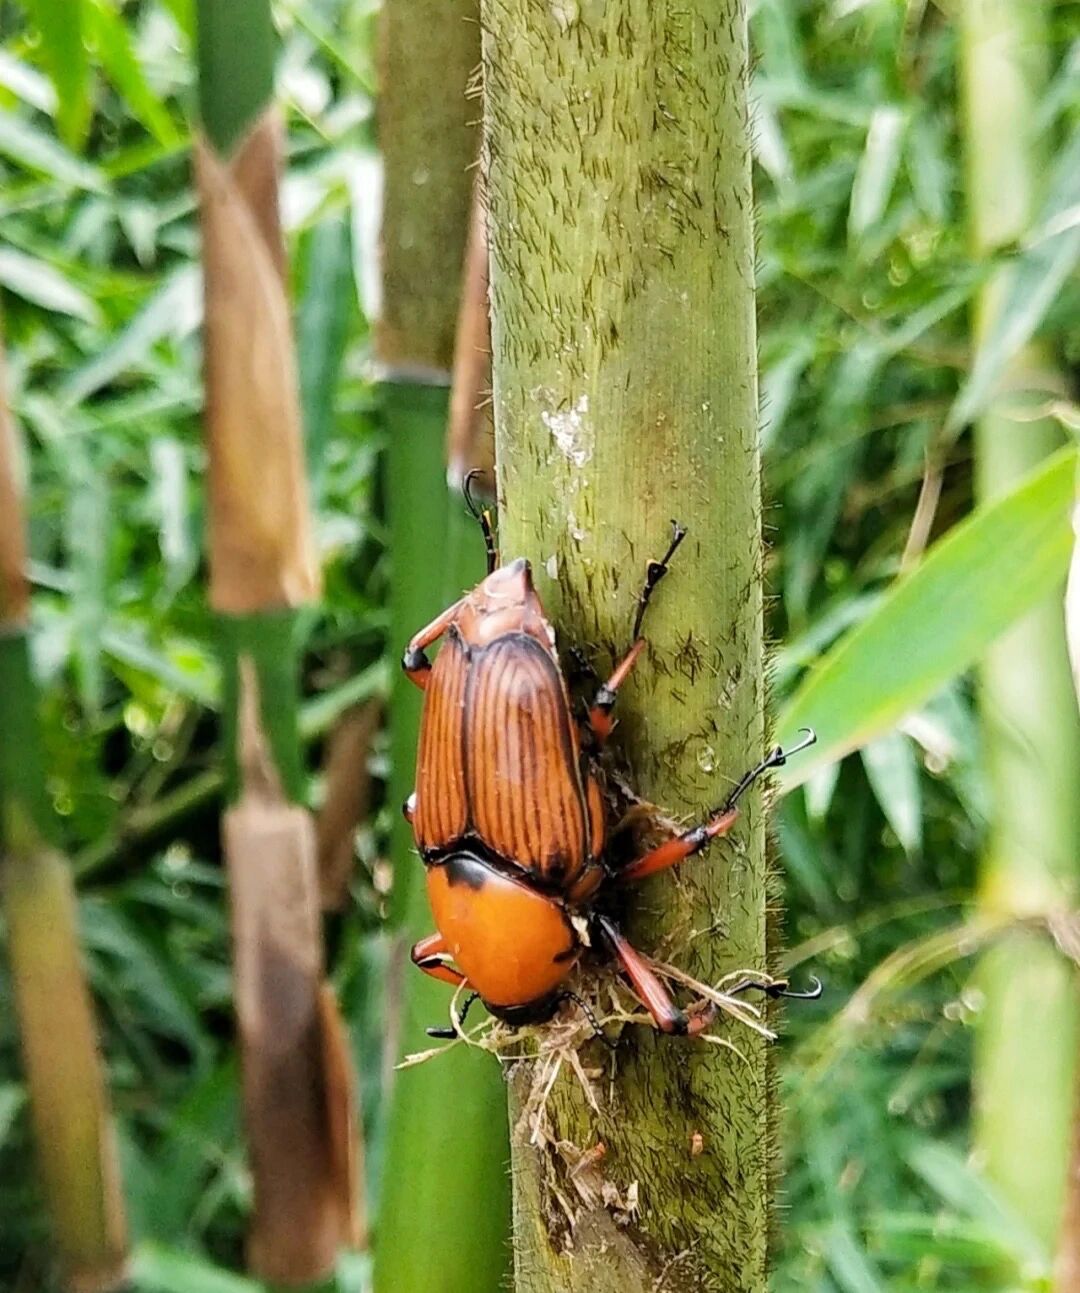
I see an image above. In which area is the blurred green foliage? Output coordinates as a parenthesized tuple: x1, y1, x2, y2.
(0, 1, 1077, 1290)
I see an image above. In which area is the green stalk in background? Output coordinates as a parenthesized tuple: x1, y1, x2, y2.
(482, 2, 767, 1287)
(374, 4, 511, 1289)
(0, 341, 128, 1292)
(194, 0, 357, 1281)
(959, 0, 1080, 1250)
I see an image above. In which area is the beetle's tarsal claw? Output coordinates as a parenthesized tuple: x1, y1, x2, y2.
(426, 1025, 456, 1039)
(722, 728, 819, 811)
(780, 728, 817, 762)
(769, 974, 823, 1002)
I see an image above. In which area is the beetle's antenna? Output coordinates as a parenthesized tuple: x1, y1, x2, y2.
(427, 991, 480, 1039)
(560, 990, 616, 1050)
(721, 727, 817, 813)
(463, 469, 498, 574)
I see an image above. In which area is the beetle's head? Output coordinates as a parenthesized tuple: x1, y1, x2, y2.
(478, 556, 533, 606)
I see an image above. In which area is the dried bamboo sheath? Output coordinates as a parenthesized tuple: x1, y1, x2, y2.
(195, 111, 320, 615)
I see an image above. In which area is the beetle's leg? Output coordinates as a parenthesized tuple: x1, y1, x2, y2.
(565, 862, 605, 905)
(588, 639, 647, 742)
(585, 775, 606, 861)
(617, 806, 739, 883)
(726, 974, 823, 1002)
(597, 916, 714, 1036)
(588, 523, 687, 742)
(402, 598, 466, 690)
(427, 991, 481, 1039)
(464, 470, 499, 574)
(631, 520, 688, 642)
(402, 792, 416, 823)
(618, 730, 817, 884)
(410, 933, 469, 989)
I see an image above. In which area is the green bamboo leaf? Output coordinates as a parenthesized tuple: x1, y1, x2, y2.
(87, 0, 181, 146)
(776, 445, 1078, 791)
(0, 248, 102, 323)
(0, 1085, 25, 1145)
(66, 456, 108, 716)
(59, 265, 200, 407)
(21, 0, 92, 147)
(0, 111, 104, 190)
(948, 123, 1080, 432)
(861, 731, 922, 854)
(906, 112, 949, 225)
(904, 1142, 1047, 1270)
(0, 48, 56, 113)
(823, 1222, 887, 1293)
(158, 0, 195, 42)
(848, 104, 906, 242)
(298, 214, 354, 491)
(803, 758, 841, 822)
(130, 1243, 261, 1293)
(81, 899, 206, 1054)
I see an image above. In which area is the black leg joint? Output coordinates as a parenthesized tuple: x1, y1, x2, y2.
(402, 645, 430, 675)
(593, 684, 617, 713)
(666, 1009, 690, 1036)
(686, 824, 711, 855)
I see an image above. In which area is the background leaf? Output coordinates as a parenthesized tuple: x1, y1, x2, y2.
(777, 446, 1078, 790)
(21, 0, 92, 147)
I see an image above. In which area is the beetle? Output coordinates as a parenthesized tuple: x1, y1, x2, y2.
(402, 485, 817, 1038)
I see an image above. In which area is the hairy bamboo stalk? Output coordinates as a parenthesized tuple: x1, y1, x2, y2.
(959, 0, 1080, 1250)
(0, 339, 128, 1292)
(482, 3, 766, 1288)
(194, 0, 358, 1280)
(374, 3, 511, 1289)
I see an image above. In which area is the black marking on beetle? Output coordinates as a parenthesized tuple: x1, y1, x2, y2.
(443, 853, 490, 891)
(486, 993, 562, 1027)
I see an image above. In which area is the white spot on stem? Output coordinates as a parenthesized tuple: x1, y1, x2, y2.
(542, 394, 592, 467)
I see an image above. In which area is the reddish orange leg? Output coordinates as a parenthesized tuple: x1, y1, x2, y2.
(619, 808, 739, 883)
(410, 933, 469, 989)
(402, 598, 465, 690)
(588, 639, 646, 742)
(597, 915, 714, 1036)
(588, 523, 687, 743)
(618, 729, 818, 885)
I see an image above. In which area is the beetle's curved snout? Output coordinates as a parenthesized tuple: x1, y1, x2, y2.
(480, 555, 533, 603)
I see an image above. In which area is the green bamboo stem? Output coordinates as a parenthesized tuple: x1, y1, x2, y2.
(482, 2, 766, 1287)
(959, 0, 1080, 1249)
(1, 357, 127, 1290)
(375, 387, 510, 1293)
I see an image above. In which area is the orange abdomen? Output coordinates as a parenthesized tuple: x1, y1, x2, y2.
(426, 855, 579, 1009)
